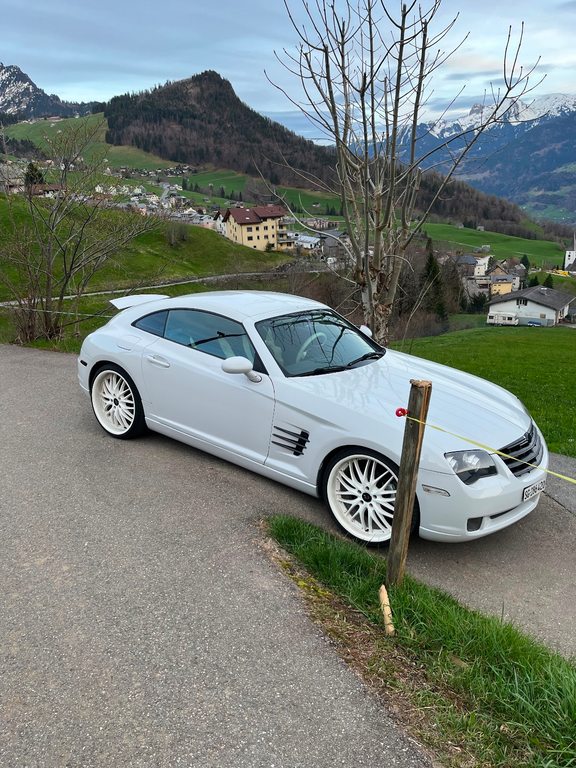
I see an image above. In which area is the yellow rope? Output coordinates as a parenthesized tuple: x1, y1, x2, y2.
(402, 414, 576, 486)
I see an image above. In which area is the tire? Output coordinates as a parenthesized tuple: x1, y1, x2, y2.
(322, 449, 418, 545)
(90, 364, 146, 439)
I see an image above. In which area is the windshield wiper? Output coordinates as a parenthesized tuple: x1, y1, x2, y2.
(345, 351, 384, 368)
(298, 365, 348, 377)
(297, 352, 383, 377)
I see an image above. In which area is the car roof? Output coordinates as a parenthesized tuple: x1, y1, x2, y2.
(114, 290, 328, 323)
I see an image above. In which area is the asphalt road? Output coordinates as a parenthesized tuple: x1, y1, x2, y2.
(0, 345, 431, 767)
(1, 345, 575, 766)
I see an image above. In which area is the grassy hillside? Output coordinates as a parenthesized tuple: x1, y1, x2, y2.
(187, 170, 339, 215)
(0, 195, 289, 302)
(424, 222, 566, 267)
(394, 326, 576, 456)
(5, 113, 174, 170)
(86, 227, 288, 293)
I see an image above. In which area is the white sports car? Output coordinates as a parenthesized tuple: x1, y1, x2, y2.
(78, 291, 548, 544)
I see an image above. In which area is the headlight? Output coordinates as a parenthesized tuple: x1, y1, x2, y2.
(444, 450, 497, 485)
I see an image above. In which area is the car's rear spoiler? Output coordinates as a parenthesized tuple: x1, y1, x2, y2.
(110, 294, 169, 310)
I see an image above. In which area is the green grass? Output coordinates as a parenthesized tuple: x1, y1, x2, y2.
(185, 169, 249, 194)
(424, 223, 566, 267)
(393, 326, 576, 456)
(268, 515, 576, 768)
(0, 196, 289, 301)
(446, 313, 487, 332)
(5, 113, 174, 170)
(184, 170, 342, 216)
(528, 270, 576, 294)
(275, 185, 341, 216)
(81, 225, 288, 292)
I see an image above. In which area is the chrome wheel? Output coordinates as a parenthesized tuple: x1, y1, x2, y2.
(324, 451, 400, 543)
(91, 365, 145, 439)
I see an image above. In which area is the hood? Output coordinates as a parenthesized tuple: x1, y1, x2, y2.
(278, 349, 532, 465)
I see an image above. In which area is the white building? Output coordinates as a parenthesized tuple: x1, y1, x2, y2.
(292, 233, 321, 250)
(474, 254, 491, 276)
(487, 286, 576, 327)
(565, 234, 576, 270)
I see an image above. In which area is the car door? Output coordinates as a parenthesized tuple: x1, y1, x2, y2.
(139, 308, 275, 466)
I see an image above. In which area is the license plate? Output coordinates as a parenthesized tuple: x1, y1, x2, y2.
(523, 478, 546, 502)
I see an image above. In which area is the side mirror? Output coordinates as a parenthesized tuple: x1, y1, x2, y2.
(221, 356, 262, 382)
(359, 324, 373, 338)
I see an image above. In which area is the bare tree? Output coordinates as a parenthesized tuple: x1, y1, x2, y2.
(0, 118, 161, 342)
(271, 0, 540, 343)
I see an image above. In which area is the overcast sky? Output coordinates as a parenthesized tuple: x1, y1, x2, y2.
(3, 0, 575, 137)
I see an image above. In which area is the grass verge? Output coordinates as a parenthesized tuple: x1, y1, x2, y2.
(266, 515, 576, 768)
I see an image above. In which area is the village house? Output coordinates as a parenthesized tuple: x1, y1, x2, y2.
(221, 205, 294, 251)
(0, 163, 25, 194)
(487, 285, 576, 326)
(485, 262, 521, 297)
(489, 275, 515, 297)
(451, 254, 477, 277)
(451, 252, 524, 300)
(473, 253, 491, 277)
(291, 232, 322, 250)
(317, 229, 350, 266)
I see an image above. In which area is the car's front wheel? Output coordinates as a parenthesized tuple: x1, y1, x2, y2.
(323, 449, 417, 544)
(90, 364, 146, 439)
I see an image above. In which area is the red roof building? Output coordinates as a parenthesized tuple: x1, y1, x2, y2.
(222, 205, 294, 251)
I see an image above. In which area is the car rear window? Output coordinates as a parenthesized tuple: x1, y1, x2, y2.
(133, 310, 168, 337)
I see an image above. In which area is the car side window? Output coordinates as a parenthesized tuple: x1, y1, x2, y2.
(133, 310, 168, 337)
(164, 309, 198, 347)
(164, 309, 257, 364)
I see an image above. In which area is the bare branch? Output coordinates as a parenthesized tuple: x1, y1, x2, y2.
(270, 0, 539, 343)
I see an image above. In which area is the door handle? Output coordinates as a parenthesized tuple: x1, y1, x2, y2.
(145, 354, 170, 368)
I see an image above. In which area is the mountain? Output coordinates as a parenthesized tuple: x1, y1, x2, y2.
(428, 94, 576, 137)
(104, 71, 336, 188)
(103, 73, 554, 235)
(0, 63, 95, 118)
(406, 95, 576, 222)
(1, 63, 573, 231)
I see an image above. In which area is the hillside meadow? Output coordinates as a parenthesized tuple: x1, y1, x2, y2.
(0, 196, 288, 302)
(424, 222, 566, 267)
(5, 113, 174, 170)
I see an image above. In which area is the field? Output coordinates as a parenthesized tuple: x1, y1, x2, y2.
(424, 222, 566, 266)
(0, 195, 289, 302)
(5, 113, 174, 170)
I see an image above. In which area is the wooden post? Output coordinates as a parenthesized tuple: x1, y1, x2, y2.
(386, 379, 432, 588)
(379, 584, 395, 636)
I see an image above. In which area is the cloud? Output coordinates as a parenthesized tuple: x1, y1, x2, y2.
(3, 0, 575, 132)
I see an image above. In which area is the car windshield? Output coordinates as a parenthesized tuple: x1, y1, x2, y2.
(256, 310, 384, 377)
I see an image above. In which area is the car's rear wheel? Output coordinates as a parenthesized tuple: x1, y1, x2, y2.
(90, 364, 146, 439)
(323, 449, 417, 544)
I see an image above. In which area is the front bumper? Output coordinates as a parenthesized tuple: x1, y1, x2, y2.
(417, 442, 549, 542)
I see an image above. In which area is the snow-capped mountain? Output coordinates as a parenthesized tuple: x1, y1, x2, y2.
(0, 63, 93, 118)
(401, 93, 576, 222)
(428, 94, 576, 138)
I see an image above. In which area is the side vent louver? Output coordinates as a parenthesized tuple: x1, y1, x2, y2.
(272, 426, 310, 456)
